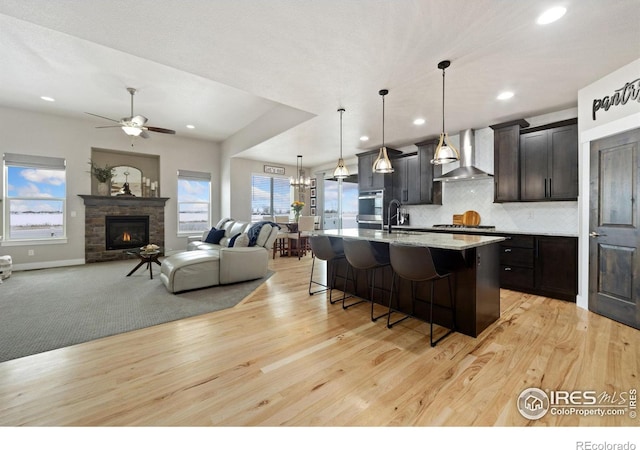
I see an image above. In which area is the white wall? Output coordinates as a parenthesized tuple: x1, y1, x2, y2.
(576, 58, 640, 310)
(0, 106, 221, 269)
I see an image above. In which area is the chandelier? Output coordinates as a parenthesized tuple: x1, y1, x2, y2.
(290, 154, 311, 190)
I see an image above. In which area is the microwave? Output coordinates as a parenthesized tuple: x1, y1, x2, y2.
(357, 190, 384, 227)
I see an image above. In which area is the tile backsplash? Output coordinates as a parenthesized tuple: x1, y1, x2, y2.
(404, 179, 578, 235)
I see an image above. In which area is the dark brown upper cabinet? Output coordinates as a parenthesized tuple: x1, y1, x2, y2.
(491, 118, 578, 203)
(490, 119, 530, 202)
(520, 120, 578, 201)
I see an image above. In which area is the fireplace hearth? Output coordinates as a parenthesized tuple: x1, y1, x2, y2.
(105, 215, 149, 250)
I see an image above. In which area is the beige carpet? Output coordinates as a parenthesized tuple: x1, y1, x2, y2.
(0, 260, 272, 363)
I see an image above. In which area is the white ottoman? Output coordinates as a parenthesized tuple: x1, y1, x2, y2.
(0, 255, 12, 281)
(160, 250, 220, 293)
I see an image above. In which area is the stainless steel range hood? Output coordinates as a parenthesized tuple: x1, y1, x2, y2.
(433, 129, 493, 181)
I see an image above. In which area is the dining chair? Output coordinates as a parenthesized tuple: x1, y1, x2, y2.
(289, 215, 315, 259)
(272, 215, 290, 258)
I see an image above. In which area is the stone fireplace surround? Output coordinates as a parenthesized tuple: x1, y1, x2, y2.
(79, 195, 169, 263)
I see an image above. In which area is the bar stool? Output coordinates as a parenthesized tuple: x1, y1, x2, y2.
(341, 238, 391, 322)
(387, 242, 456, 347)
(308, 236, 348, 304)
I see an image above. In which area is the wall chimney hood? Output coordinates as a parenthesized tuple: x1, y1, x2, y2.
(433, 129, 493, 181)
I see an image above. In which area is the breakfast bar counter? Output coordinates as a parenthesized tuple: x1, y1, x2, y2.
(316, 228, 506, 338)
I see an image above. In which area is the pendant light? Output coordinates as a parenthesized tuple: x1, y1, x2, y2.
(290, 154, 310, 190)
(372, 89, 394, 173)
(333, 108, 350, 179)
(431, 60, 460, 165)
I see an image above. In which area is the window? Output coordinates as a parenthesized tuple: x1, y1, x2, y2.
(3, 153, 67, 241)
(177, 170, 211, 235)
(251, 175, 292, 221)
(323, 177, 358, 229)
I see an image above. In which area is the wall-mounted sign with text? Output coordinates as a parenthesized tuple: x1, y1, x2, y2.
(264, 165, 285, 175)
(592, 77, 640, 120)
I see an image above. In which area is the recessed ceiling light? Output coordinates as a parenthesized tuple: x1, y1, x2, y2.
(413, 118, 426, 125)
(186, 124, 195, 129)
(497, 91, 514, 100)
(40, 96, 55, 102)
(537, 6, 567, 25)
(360, 136, 369, 142)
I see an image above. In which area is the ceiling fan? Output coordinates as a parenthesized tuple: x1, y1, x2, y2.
(86, 87, 176, 139)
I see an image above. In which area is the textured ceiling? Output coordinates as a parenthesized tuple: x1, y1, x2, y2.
(0, 0, 639, 168)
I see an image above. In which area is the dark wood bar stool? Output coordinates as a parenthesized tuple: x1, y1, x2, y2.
(341, 238, 391, 322)
(387, 242, 456, 347)
(308, 236, 347, 304)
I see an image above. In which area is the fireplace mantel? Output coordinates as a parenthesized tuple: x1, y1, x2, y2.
(78, 195, 169, 207)
(79, 195, 169, 263)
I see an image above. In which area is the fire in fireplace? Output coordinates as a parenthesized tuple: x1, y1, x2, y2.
(105, 215, 149, 250)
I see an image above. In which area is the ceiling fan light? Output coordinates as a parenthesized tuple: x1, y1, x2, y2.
(373, 147, 394, 173)
(431, 133, 460, 165)
(122, 126, 143, 136)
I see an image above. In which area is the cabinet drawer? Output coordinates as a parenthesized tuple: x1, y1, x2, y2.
(500, 247, 534, 267)
(501, 235, 534, 248)
(500, 266, 534, 289)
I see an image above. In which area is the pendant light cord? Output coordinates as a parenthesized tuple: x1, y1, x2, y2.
(340, 109, 343, 158)
(441, 66, 445, 134)
(382, 93, 385, 147)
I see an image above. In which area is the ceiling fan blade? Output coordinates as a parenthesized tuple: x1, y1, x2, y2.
(131, 115, 148, 126)
(145, 126, 176, 135)
(85, 112, 120, 123)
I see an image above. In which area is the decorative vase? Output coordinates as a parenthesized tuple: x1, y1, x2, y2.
(294, 211, 301, 222)
(97, 181, 110, 196)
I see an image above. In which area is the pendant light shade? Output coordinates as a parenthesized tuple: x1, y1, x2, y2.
(431, 60, 460, 165)
(373, 89, 394, 173)
(290, 155, 310, 190)
(333, 108, 350, 179)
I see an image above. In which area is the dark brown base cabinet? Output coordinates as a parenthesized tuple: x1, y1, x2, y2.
(500, 234, 577, 302)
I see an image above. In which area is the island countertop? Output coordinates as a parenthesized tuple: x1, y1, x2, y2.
(315, 228, 505, 251)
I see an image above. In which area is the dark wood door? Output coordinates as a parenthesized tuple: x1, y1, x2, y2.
(391, 157, 406, 202)
(358, 154, 374, 190)
(589, 128, 640, 330)
(405, 154, 420, 204)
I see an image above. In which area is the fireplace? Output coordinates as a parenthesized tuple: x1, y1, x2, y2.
(105, 215, 149, 250)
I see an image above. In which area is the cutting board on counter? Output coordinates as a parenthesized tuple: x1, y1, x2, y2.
(462, 210, 481, 226)
(453, 214, 464, 225)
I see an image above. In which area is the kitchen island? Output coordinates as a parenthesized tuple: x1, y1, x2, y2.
(316, 228, 506, 338)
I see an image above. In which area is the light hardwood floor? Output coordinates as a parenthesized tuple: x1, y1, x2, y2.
(0, 254, 638, 426)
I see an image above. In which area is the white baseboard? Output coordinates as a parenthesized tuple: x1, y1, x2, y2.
(12, 258, 86, 272)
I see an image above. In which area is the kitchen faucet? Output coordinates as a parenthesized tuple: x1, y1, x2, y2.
(387, 199, 401, 233)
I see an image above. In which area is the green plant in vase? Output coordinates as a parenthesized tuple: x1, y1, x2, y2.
(88, 160, 115, 195)
(291, 200, 305, 222)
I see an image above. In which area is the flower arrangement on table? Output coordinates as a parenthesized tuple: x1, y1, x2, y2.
(291, 200, 305, 222)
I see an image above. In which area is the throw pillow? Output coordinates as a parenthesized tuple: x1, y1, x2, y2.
(233, 233, 250, 247)
(228, 233, 241, 247)
(204, 228, 225, 244)
(255, 224, 273, 247)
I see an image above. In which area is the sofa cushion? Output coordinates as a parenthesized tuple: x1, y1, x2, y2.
(215, 217, 233, 229)
(233, 233, 250, 247)
(228, 233, 241, 247)
(204, 228, 225, 244)
(256, 224, 274, 247)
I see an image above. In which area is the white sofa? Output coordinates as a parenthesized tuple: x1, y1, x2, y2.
(160, 218, 279, 293)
